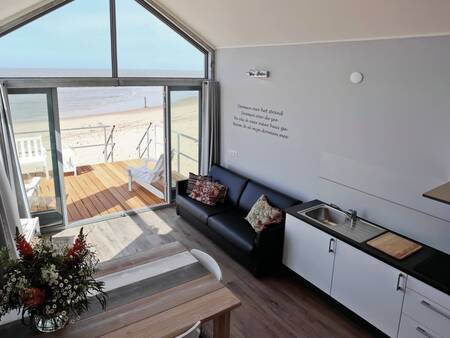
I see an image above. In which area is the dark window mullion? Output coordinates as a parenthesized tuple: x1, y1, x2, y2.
(110, 0, 118, 78)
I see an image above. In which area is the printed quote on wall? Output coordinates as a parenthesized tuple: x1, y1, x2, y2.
(233, 104, 289, 139)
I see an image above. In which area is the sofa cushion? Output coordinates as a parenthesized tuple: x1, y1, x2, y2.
(189, 180, 227, 206)
(209, 165, 248, 206)
(239, 181, 299, 213)
(176, 194, 233, 223)
(245, 195, 283, 232)
(186, 172, 211, 195)
(208, 211, 256, 254)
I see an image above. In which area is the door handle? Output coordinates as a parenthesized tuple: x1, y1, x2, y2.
(416, 326, 435, 338)
(396, 273, 405, 291)
(328, 238, 335, 253)
(421, 300, 450, 320)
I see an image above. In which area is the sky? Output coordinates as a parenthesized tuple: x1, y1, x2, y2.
(0, 0, 204, 77)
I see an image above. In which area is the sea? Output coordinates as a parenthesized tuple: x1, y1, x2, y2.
(9, 87, 166, 122)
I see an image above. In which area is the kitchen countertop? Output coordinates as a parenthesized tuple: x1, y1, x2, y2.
(285, 200, 450, 296)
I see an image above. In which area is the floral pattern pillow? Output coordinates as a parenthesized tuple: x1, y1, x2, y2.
(186, 172, 212, 195)
(245, 195, 283, 232)
(189, 180, 227, 206)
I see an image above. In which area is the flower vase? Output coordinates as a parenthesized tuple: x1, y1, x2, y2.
(33, 314, 69, 333)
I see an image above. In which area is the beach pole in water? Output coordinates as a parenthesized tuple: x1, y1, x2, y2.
(144, 96, 147, 108)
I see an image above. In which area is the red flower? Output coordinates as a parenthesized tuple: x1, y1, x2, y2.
(24, 288, 45, 307)
(15, 233, 33, 259)
(68, 228, 86, 259)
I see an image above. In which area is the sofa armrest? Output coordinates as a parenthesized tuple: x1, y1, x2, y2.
(255, 222, 285, 250)
(176, 179, 189, 196)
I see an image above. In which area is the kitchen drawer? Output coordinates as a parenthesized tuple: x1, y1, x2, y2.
(403, 288, 450, 337)
(407, 276, 450, 310)
(398, 314, 443, 338)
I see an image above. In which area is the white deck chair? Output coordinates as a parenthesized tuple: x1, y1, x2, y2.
(127, 154, 166, 199)
(25, 177, 41, 206)
(174, 321, 201, 338)
(191, 249, 223, 281)
(16, 135, 48, 178)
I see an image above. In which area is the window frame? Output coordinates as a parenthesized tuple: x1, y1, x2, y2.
(0, 0, 213, 81)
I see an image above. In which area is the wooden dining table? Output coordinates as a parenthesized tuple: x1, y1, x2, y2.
(0, 241, 241, 338)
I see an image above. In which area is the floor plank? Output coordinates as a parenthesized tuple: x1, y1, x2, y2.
(54, 207, 385, 338)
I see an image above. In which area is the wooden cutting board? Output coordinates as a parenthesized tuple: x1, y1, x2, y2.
(367, 232, 422, 260)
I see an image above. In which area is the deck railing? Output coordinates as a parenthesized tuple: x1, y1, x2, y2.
(16, 123, 198, 175)
(146, 123, 198, 176)
(16, 125, 116, 163)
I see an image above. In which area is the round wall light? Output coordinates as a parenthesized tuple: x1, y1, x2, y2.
(350, 72, 364, 84)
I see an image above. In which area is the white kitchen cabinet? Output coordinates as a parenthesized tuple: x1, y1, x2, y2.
(398, 314, 443, 338)
(400, 276, 450, 338)
(283, 214, 336, 294)
(331, 239, 406, 337)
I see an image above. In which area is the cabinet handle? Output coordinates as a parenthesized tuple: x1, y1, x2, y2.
(328, 238, 335, 253)
(421, 300, 450, 320)
(416, 326, 435, 338)
(396, 273, 405, 291)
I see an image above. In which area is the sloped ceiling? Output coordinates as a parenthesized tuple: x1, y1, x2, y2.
(1, 0, 450, 48)
(155, 0, 450, 48)
(0, 0, 52, 26)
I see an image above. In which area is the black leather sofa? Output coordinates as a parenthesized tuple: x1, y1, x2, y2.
(176, 165, 300, 276)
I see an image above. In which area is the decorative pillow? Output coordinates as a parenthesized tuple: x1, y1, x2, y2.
(186, 172, 211, 195)
(189, 180, 227, 206)
(245, 195, 283, 232)
(215, 180, 228, 203)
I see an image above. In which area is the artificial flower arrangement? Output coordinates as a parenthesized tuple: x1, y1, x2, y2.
(0, 228, 107, 333)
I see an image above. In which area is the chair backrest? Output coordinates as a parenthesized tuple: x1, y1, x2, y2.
(190, 249, 222, 281)
(16, 135, 45, 159)
(175, 321, 201, 338)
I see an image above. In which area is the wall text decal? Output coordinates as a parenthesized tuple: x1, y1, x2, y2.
(233, 104, 289, 139)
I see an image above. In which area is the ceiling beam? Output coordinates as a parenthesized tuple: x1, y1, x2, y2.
(0, 0, 72, 37)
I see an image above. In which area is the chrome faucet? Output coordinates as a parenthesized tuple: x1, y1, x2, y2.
(347, 209, 358, 227)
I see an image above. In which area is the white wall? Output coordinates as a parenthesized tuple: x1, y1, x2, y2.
(217, 36, 450, 253)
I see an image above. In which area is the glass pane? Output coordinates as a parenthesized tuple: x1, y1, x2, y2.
(57, 86, 166, 223)
(116, 0, 206, 78)
(8, 92, 63, 226)
(170, 90, 200, 189)
(0, 0, 111, 77)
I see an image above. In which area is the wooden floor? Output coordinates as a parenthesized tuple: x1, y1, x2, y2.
(32, 160, 167, 223)
(53, 207, 384, 338)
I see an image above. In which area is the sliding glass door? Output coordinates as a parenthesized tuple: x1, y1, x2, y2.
(8, 89, 65, 227)
(167, 87, 201, 200)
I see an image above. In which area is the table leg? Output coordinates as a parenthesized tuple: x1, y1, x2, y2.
(213, 311, 230, 338)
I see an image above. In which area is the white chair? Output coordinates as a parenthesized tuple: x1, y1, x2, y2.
(16, 135, 48, 178)
(127, 154, 166, 199)
(190, 249, 222, 281)
(174, 321, 201, 338)
(25, 176, 41, 206)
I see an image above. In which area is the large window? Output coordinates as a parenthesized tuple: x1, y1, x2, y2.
(0, 0, 112, 77)
(0, 0, 207, 79)
(116, 1, 206, 78)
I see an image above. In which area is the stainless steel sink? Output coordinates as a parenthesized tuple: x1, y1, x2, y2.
(299, 204, 386, 243)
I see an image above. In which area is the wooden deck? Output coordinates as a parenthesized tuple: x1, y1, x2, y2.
(31, 160, 185, 223)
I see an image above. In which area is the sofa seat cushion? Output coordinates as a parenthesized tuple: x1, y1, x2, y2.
(176, 194, 233, 223)
(208, 211, 256, 254)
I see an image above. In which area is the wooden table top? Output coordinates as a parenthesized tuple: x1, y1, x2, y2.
(0, 242, 241, 338)
(423, 181, 450, 205)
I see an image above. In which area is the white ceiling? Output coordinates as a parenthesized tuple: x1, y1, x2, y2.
(155, 0, 450, 48)
(1, 0, 450, 48)
(0, 0, 51, 26)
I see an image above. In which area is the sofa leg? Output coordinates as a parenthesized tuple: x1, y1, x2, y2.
(176, 207, 180, 216)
